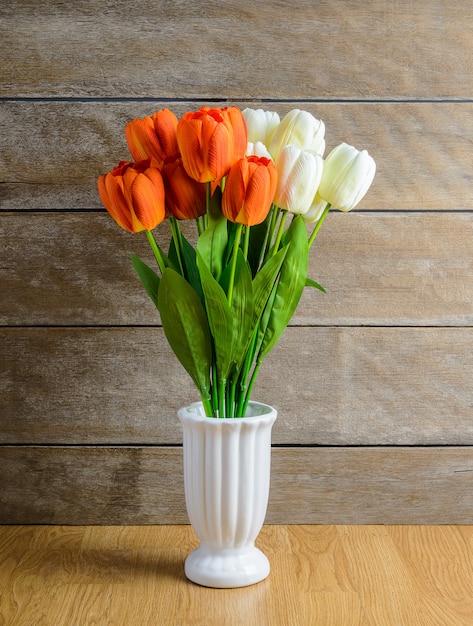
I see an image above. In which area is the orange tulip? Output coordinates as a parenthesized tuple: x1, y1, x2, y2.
(125, 108, 180, 167)
(98, 159, 165, 232)
(176, 106, 247, 183)
(222, 156, 277, 226)
(162, 159, 207, 220)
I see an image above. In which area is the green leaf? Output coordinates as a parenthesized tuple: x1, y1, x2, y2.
(220, 250, 254, 374)
(252, 245, 288, 328)
(131, 254, 161, 310)
(247, 212, 272, 277)
(158, 267, 212, 397)
(196, 251, 234, 382)
(260, 215, 309, 358)
(180, 231, 204, 302)
(196, 187, 228, 280)
(305, 277, 327, 293)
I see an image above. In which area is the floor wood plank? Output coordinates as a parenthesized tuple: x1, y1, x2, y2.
(1, 525, 472, 625)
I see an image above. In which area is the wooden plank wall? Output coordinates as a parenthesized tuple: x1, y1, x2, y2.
(1, 1, 473, 524)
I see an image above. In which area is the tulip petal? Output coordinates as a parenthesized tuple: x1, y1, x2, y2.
(125, 118, 156, 161)
(177, 117, 206, 181)
(131, 173, 165, 231)
(207, 122, 232, 181)
(102, 173, 135, 232)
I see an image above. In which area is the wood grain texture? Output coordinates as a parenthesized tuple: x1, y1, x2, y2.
(2, 1, 472, 99)
(2, 101, 473, 211)
(2, 0, 473, 525)
(2, 446, 473, 525)
(2, 326, 473, 446)
(2, 525, 472, 626)
(2, 212, 473, 326)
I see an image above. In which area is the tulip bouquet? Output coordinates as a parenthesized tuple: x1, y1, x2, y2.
(98, 106, 375, 418)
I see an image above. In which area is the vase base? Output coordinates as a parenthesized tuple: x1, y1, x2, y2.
(184, 544, 270, 588)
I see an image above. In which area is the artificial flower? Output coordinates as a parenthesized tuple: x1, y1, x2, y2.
(269, 109, 326, 161)
(242, 108, 280, 146)
(162, 159, 207, 220)
(125, 108, 179, 166)
(246, 141, 273, 160)
(303, 192, 328, 223)
(97, 105, 376, 418)
(318, 143, 376, 212)
(222, 156, 277, 226)
(97, 159, 165, 232)
(273, 146, 324, 215)
(176, 106, 247, 183)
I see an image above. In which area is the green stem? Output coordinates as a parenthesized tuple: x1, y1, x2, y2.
(271, 209, 288, 257)
(169, 216, 185, 276)
(241, 357, 263, 417)
(201, 393, 214, 418)
(204, 183, 211, 229)
(261, 205, 278, 264)
(228, 380, 236, 418)
(145, 230, 166, 274)
(308, 203, 331, 248)
(227, 222, 243, 306)
(243, 225, 250, 260)
(235, 328, 258, 416)
(196, 216, 203, 236)
(218, 378, 226, 418)
(211, 364, 218, 416)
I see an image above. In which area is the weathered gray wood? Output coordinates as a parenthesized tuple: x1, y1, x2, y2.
(2, 101, 473, 211)
(2, 212, 473, 326)
(2, 327, 473, 446)
(2, 0, 473, 527)
(1, 445, 473, 525)
(2, 1, 472, 99)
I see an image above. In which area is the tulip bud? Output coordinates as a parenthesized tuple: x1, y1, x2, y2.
(269, 109, 326, 161)
(125, 108, 180, 166)
(303, 192, 329, 223)
(222, 156, 277, 226)
(242, 108, 280, 146)
(176, 106, 247, 183)
(318, 143, 376, 212)
(274, 146, 324, 216)
(98, 159, 165, 232)
(162, 159, 207, 220)
(246, 141, 273, 160)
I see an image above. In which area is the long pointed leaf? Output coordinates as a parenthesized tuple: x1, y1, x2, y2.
(252, 245, 288, 328)
(180, 232, 204, 302)
(196, 187, 228, 280)
(196, 250, 234, 381)
(260, 215, 308, 358)
(305, 277, 327, 293)
(131, 254, 160, 310)
(220, 250, 254, 374)
(158, 268, 212, 397)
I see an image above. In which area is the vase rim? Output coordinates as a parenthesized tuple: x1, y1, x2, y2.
(178, 400, 277, 423)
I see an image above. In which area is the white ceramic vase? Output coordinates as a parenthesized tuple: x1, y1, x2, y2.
(178, 401, 277, 588)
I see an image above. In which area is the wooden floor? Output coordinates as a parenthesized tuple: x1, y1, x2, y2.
(1, 525, 472, 625)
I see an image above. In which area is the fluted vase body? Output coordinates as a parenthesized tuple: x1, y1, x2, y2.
(178, 401, 277, 588)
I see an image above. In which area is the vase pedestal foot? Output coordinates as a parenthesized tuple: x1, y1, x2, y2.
(184, 544, 270, 588)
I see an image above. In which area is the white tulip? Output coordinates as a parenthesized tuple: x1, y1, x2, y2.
(318, 143, 376, 212)
(274, 146, 324, 215)
(246, 141, 273, 160)
(269, 109, 325, 161)
(303, 192, 329, 223)
(242, 108, 280, 146)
